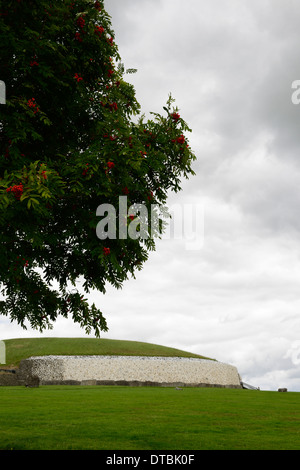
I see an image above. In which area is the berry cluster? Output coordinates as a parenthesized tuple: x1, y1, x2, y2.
(6, 184, 24, 200)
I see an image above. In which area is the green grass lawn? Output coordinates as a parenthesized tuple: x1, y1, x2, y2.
(3, 337, 212, 369)
(0, 386, 299, 450)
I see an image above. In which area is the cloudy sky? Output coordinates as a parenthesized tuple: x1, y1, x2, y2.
(2, 0, 300, 391)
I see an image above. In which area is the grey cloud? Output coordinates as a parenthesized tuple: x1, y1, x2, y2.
(95, 0, 300, 391)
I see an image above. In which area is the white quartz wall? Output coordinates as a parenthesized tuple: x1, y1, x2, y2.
(18, 355, 241, 387)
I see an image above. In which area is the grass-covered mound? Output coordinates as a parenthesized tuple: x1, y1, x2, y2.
(3, 337, 213, 369)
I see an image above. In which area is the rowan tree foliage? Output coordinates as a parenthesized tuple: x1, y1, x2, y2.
(0, 0, 196, 336)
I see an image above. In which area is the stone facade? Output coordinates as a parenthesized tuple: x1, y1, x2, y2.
(0, 371, 19, 386)
(17, 355, 242, 388)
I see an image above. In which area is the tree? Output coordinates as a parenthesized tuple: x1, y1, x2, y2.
(0, 0, 196, 337)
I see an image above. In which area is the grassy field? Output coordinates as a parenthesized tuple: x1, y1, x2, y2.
(2, 337, 212, 369)
(0, 386, 300, 450)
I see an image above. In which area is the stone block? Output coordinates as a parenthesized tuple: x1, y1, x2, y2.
(25, 375, 40, 388)
(81, 380, 97, 386)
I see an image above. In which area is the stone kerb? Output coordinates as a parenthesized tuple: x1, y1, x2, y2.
(18, 356, 65, 386)
(17, 355, 242, 388)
